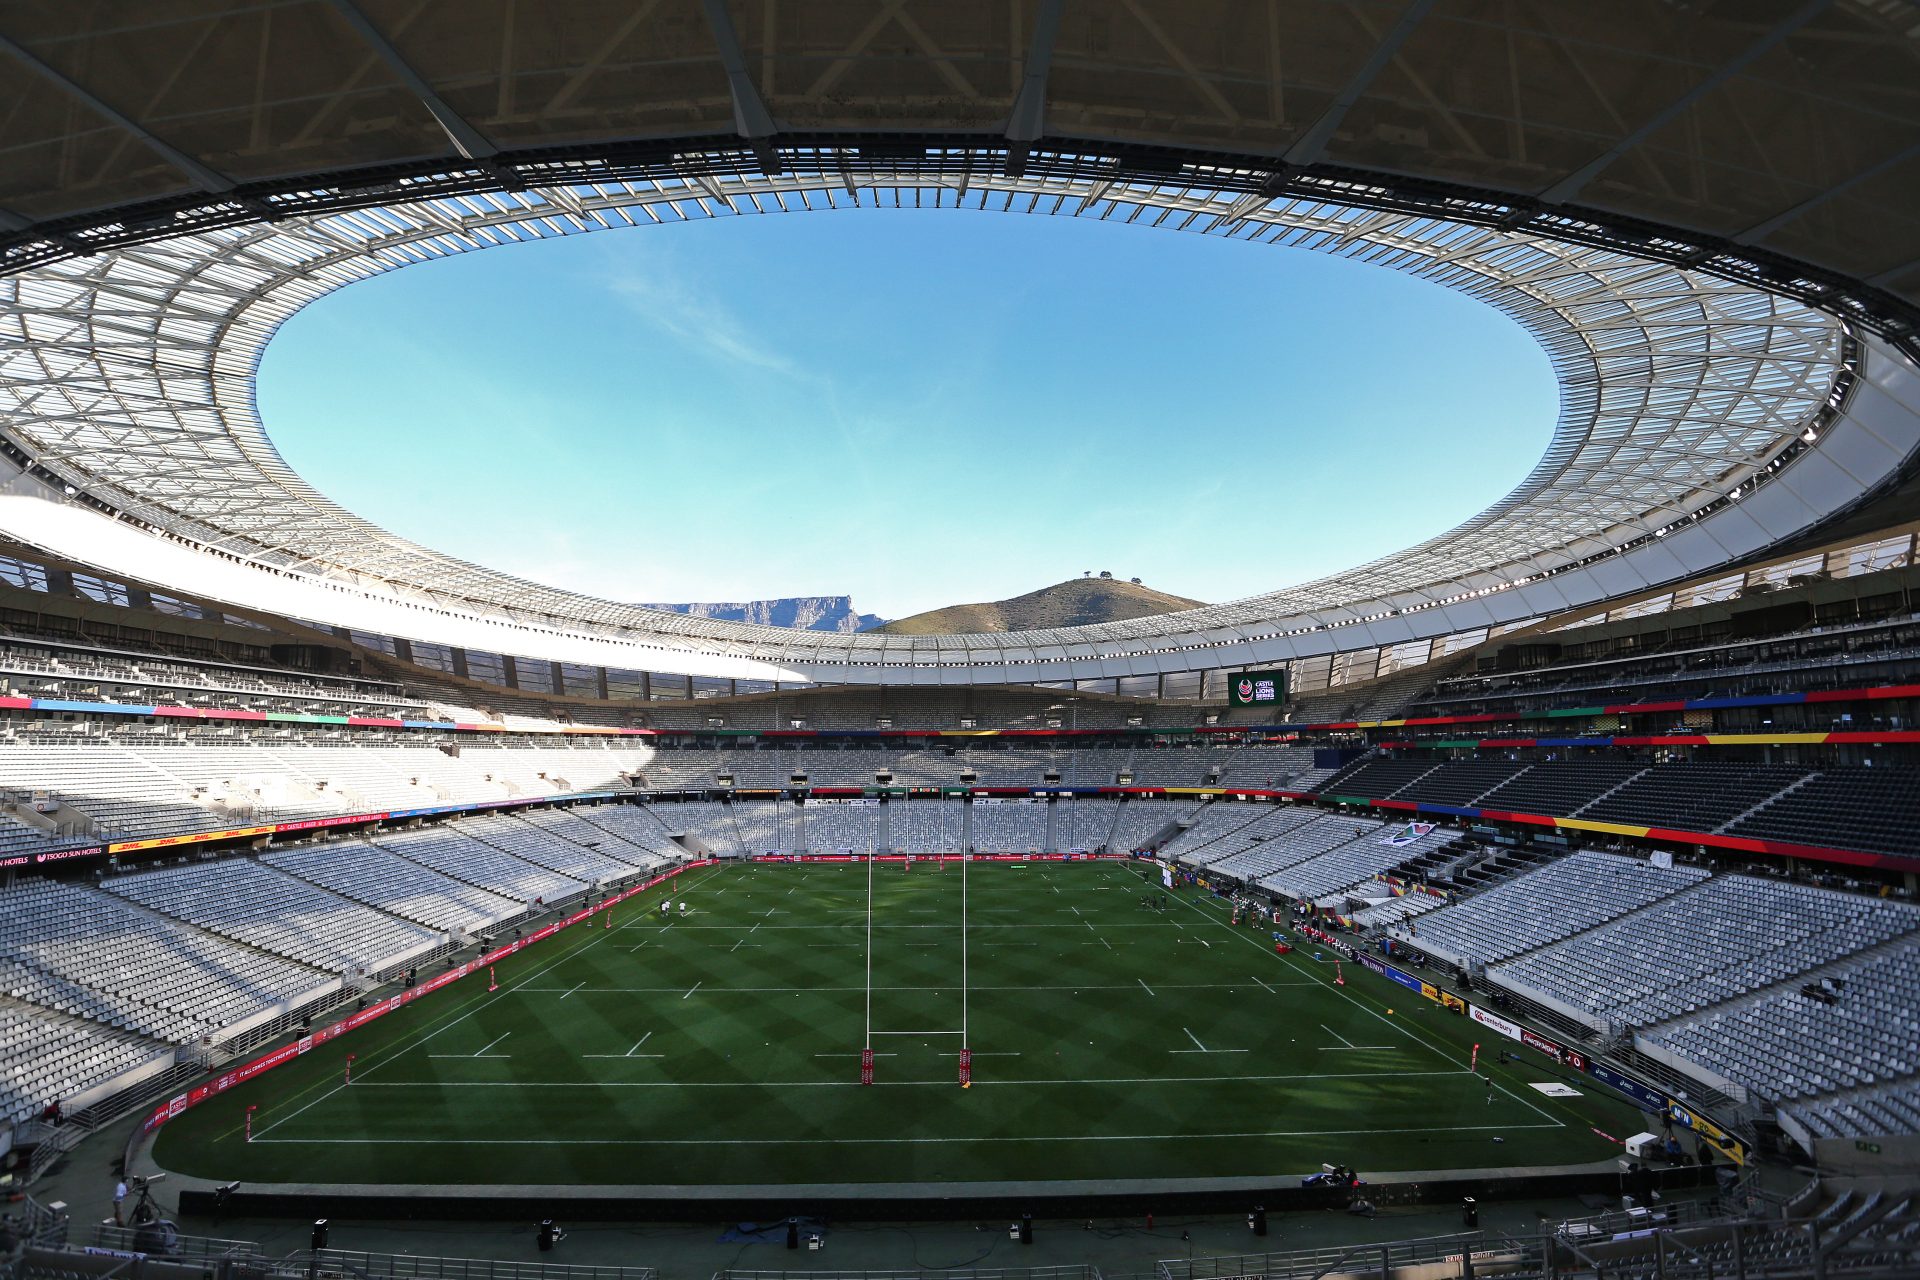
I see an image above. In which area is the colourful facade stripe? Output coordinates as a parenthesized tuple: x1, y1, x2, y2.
(1375, 730, 1920, 750)
(5, 679, 1916, 742)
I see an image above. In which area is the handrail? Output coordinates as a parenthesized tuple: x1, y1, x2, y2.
(298, 1249, 654, 1280)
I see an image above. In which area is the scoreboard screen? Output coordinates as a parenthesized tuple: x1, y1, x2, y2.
(1228, 668, 1287, 708)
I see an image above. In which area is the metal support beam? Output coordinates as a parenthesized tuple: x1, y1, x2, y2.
(701, 0, 780, 173)
(323, 0, 498, 161)
(1540, 0, 1828, 204)
(1736, 139, 1920, 245)
(0, 35, 236, 193)
(1284, 0, 1439, 166)
(1006, 0, 1065, 144)
(1004, 0, 1064, 176)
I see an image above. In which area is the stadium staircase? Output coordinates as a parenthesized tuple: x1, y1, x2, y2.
(1564, 766, 1654, 816)
(1718, 770, 1822, 832)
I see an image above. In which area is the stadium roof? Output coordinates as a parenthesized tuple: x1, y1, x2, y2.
(0, 1, 1917, 686)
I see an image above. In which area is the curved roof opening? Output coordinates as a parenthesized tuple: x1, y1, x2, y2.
(257, 208, 1556, 619)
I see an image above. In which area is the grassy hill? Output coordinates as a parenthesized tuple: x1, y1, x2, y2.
(878, 577, 1205, 635)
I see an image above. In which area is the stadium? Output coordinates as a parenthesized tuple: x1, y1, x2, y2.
(0, 1, 1918, 1277)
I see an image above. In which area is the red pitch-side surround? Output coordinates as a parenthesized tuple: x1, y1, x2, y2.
(137, 859, 715, 1137)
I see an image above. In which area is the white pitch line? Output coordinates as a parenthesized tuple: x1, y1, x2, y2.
(1322, 1023, 1356, 1049)
(254, 1120, 1553, 1147)
(1252, 975, 1277, 994)
(1166, 872, 1569, 1130)
(586, 1032, 663, 1059)
(1182, 1027, 1208, 1051)
(559, 983, 584, 1000)
(681, 981, 702, 1000)
(1139, 978, 1156, 997)
(347, 861, 728, 1100)
(336, 1068, 1460, 1089)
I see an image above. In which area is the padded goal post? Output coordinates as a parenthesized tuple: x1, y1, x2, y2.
(861, 1047, 874, 1085)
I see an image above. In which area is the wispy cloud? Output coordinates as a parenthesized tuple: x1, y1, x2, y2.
(601, 255, 803, 378)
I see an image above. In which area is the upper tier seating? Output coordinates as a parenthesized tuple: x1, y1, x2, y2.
(264, 842, 526, 935)
(0, 740, 660, 842)
(102, 860, 441, 974)
(1315, 758, 1436, 798)
(0, 633, 420, 711)
(1222, 743, 1323, 790)
(1491, 876, 1920, 1027)
(0, 811, 90, 855)
(0, 744, 231, 838)
(1114, 747, 1240, 787)
(1469, 760, 1648, 816)
(1729, 767, 1920, 857)
(1580, 763, 1813, 832)
(1390, 760, 1531, 807)
(1400, 851, 1709, 966)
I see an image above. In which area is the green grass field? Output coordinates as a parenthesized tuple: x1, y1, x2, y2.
(152, 860, 1646, 1188)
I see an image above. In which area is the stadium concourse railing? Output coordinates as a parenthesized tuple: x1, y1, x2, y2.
(62, 1223, 655, 1280)
(1154, 1212, 1920, 1279)
(302, 1248, 653, 1280)
(1159, 1232, 1528, 1280)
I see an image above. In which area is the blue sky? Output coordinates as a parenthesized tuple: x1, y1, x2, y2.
(258, 211, 1554, 620)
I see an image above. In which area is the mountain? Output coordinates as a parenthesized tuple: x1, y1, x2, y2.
(877, 577, 1205, 635)
(640, 596, 885, 633)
